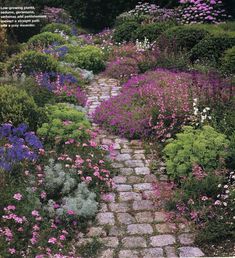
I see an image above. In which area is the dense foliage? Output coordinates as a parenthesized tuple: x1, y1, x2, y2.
(163, 126, 229, 181)
(0, 85, 45, 130)
(7, 51, 60, 76)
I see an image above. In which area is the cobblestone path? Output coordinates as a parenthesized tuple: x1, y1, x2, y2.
(83, 76, 205, 258)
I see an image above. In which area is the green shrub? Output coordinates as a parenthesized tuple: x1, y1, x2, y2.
(163, 126, 229, 181)
(133, 22, 173, 42)
(41, 23, 73, 36)
(7, 50, 59, 75)
(20, 77, 56, 107)
(189, 34, 235, 64)
(0, 85, 45, 130)
(27, 32, 66, 48)
(159, 26, 209, 51)
(211, 98, 235, 136)
(154, 50, 189, 71)
(37, 103, 90, 147)
(221, 46, 235, 74)
(64, 45, 105, 73)
(113, 21, 140, 42)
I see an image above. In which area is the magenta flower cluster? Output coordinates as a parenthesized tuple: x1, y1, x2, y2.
(94, 69, 193, 139)
(178, 0, 230, 24)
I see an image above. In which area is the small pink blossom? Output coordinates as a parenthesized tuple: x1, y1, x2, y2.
(40, 191, 47, 199)
(13, 193, 22, 201)
(89, 140, 97, 147)
(4, 205, 16, 211)
(59, 234, 66, 241)
(8, 248, 16, 254)
(67, 210, 75, 215)
(33, 224, 40, 231)
(32, 210, 39, 217)
(201, 196, 208, 201)
(48, 237, 57, 244)
(39, 148, 45, 155)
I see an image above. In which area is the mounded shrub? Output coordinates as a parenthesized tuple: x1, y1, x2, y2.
(189, 34, 235, 64)
(221, 46, 235, 74)
(163, 126, 229, 182)
(7, 50, 59, 75)
(133, 22, 174, 42)
(27, 32, 66, 48)
(113, 21, 140, 43)
(158, 26, 209, 51)
(20, 77, 56, 107)
(64, 45, 105, 73)
(41, 23, 73, 36)
(37, 103, 90, 147)
(0, 85, 45, 130)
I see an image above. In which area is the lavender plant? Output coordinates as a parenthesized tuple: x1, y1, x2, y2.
(0, 123, 43, 172)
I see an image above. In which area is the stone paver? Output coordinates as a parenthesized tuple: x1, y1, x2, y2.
(178, 247, 205, 257)
(150, 235, 176, 247)
(83, 76, 205, 257)
(117, 213, 136, 225)
(141, 248, 164, 257)
(122, 237, 147, 248)
(127, 224, 153, 235)
(96, 212, 115, 225)
(178, 233, 195, 245)
(119, 250, 139, 258)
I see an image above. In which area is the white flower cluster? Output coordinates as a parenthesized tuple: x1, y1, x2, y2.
(215, 171, 235, 209)
(136, 37, 152, 52)
(55, 29, 69, 40)
(193, 98, 212, 125)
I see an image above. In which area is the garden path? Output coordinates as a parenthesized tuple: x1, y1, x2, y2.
(82, 76, 205, 258)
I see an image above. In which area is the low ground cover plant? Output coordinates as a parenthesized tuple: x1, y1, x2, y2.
(94, 69, 194, 139)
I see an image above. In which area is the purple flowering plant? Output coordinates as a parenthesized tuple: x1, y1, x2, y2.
(178, 0, 231, 24)
(35, 72, 87, 106)
(43, 44, 69, 59)
(0, 123, 44, 172)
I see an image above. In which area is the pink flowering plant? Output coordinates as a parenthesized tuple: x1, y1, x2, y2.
(104, 42, 156, 82)
(95, 69, 194, 140)
(0, 122, 114, 257)
(178, 0, 230, 24)
(165, 166, 235, 244)
(0, 168, 80, 257)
